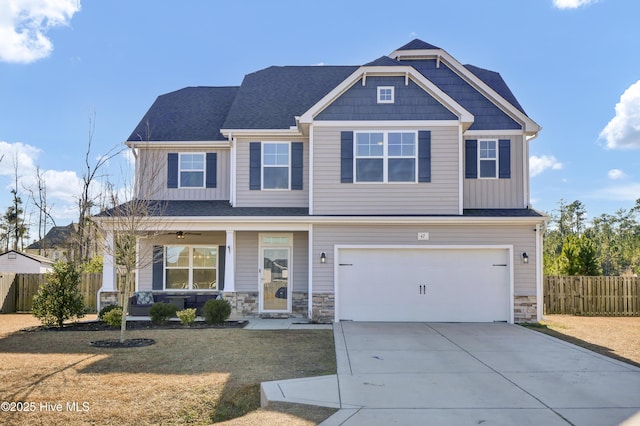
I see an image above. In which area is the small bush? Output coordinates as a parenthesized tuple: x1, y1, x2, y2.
(32, 262, 85, 328)
(177, 308, 197, 326)
(149, 302, 177, 325)
(102, 307, 122, 328)
(203, 298, 231, 325)
(98, 304, 120, 320)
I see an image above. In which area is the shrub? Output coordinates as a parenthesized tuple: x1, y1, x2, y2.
(98, 304, 120, 320)
(203, 298, 231, 325)
(102, 307, 123, 328)
(177, 308, 197, 326)
(32, 262, 85, 328)
(149, 302, 177, 325)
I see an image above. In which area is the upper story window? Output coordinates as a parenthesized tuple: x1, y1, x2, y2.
(355, 131, 416, 183)
(179, 153, 205, 187)
(165, 245, 217, 290)
(263, 142, 290, 189)
(479, 140, 497, 179)
(377, 86, 395, 104)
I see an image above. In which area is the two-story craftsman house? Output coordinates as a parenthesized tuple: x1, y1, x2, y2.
(98, 39, 546, 323)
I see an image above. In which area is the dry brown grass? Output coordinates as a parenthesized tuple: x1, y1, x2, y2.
(525, 315, 640, 367)
(0, 314, 337, 425)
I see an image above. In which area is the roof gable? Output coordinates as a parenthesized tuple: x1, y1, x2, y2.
(396, 39, 441, 51)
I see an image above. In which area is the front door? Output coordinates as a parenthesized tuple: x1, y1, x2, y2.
(259, 233, 293, 312)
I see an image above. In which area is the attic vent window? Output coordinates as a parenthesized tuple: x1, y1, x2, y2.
(377, 86, 394, 104)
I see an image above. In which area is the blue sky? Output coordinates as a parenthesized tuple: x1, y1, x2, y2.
(1, 0, 639, 243)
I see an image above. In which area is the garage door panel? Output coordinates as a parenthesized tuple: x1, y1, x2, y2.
(337, 248, 510, 322)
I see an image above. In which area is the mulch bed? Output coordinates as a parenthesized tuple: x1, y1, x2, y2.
(21, 319, 248, 333)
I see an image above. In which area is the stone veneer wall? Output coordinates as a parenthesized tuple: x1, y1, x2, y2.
(514, 295, 537, 323)
(311, 293, 335, 323)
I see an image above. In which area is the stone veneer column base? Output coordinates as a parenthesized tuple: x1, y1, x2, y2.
(514, 295, 537, 323)
(311, 293, 335, 323)
(98, 291, 119, 312)
(221, 291, 310, 320)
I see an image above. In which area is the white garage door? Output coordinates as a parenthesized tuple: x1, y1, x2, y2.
(337, 247, 511, 322)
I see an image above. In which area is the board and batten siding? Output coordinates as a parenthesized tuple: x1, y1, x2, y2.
(137, 147, 230, 201)
(312, 126, 459, 215)
(312, 223, 537, 295)
(235, 137, 309, 208)
(463, 135, 525, 208)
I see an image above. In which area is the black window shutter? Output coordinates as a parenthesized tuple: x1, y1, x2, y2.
(167, 153, 178, 188)
(249, 142, 261, 190)
(465, 140, 478, 179)
(218, 245, 226, 291)
(152, 245, 164, 290)
(341, 131, 354, 183)
(418, 130, 431, 183)
(206, 153, 217, 188)
(498, 139, 511, 179)
(291, 142, 303, 190)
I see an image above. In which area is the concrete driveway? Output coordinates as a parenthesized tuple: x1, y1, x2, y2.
(262, 322, 640, 425)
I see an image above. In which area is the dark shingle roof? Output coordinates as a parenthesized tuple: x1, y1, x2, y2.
(26, 223, 76, 250)
(464, 64, 525, 114)
(396, 39, 441, 51)
(127, 87, 239, 142)
(463, 209, 545, 218)
(222, 66, 358, 129)
(98, 200, 309, 217)
(364, 56, 404, 67)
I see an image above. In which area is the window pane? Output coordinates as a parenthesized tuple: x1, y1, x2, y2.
(193, 269, 216, 289)
(389, 133, 415, 156)
(264, 167, 289, 189)
(166, 269, 189, 289)
(480, 141, 496, 159)
(480, 160, 497, 178)
(193, 247, 217, 268)
(388, 158, 415, 182)
(180, 153, 204, 170)
(166, 246, 189, 267)
(356, 133, 383, 156)
(264, 143, 289, 165)
(181, 171, 204, 187)
(356, 158, 383, 182)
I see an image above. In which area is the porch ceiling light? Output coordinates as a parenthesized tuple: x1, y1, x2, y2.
(522, 252, 529, 264)
(320, 252, 327, 264)
(176, 231, 185, 240)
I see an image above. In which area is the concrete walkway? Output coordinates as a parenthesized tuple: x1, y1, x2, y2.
(261, 322, 640, 426)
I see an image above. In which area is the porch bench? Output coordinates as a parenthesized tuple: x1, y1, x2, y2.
(128, 292, 219, 316)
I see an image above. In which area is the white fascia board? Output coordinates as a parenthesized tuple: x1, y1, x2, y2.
(125, 140, 231, 149)
(298, 66, 474, 127)
(464, 129, 529, 137)
(220, 128, 303, 138)
(313, 120, 461, 128)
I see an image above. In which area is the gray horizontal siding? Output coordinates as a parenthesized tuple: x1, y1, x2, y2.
(312, 126, 459, 215)
(235, 137, 309, 208)
(463, 135, 525, 208)
(312, 223, 537, 295)
(137, 147, 230, 201)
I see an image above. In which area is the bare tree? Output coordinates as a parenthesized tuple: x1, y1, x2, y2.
(76, 112, 123, 264)
(95, 145, 170, 342)
(26, 166, 56, 255)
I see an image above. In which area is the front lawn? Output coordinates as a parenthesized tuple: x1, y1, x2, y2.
(0, 314, 337, 425)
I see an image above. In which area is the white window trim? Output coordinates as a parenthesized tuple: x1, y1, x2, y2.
(178, 152, 206, 188)
(164, 245, 218, 291)
(377, 86, 395, 104)
(354, 130, 418, 183)
(478, 139, 499, 180)
(262, 141, 291, 190)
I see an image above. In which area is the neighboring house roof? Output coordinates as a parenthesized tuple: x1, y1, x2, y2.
(128, 39, 534, 139)
(0, 250, 55, 265)
(127, 86, 239, 142)
(26, 223, 76, 250)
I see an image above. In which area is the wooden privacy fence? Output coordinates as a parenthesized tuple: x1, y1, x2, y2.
(11, 273, 102, 313)
(544, 276, 640, 316)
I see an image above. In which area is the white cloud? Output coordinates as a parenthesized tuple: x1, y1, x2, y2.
(0, 0, 81, 63)
(600, 80, 640, 150)
(608, 169, 628, 180)
(553, 0, 597, 9)
(530, 155, 563, 177)
(593, 183, 640, 201)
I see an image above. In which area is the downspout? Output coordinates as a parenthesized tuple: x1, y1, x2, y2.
(524, 132, 539, 208)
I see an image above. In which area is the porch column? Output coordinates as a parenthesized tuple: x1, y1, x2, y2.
(102, 231, 117, 291)
(224, 230, 235, 292)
